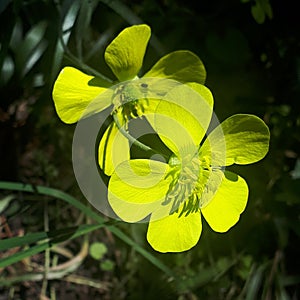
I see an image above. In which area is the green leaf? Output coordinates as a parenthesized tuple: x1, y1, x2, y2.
(261, 0, 273, 19)
(0, 224, 102, 268)
(61, 0, 81, 33)
(0, 224, 98, 252)
(104, 24, 151, 81)
(50, 0, 81, 83)
(0, 181, 174, 277)
(75, 0, 98, 58)
(89, 242, 107, 260)
(251, 2, 265, 24)
(100, 259, 115, 271)
(9, 19, 22, 53)
(201, 171, 248, 233)
(15, 21, 47, 76)
(201, 114, 270, 166)
(0, 15, 15, 75)
(52, 67, 112, 124)
(22, 40, 48, 77)
(0, 56, 14, 86)
(144, 50, 206, 84)
(244, 263, 269, 300)
(0, 231, 49, 252)
(0, 195, 14, 214)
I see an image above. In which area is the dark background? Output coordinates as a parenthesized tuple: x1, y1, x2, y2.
(0, 0, 300, 299)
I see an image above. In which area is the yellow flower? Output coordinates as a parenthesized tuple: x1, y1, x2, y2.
(52, 24, 206, 175)
(108, 83, 270, 253)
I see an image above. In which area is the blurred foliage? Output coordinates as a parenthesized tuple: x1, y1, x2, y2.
(0, 0, 300, 299)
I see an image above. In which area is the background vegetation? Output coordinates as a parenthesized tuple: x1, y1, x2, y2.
(0, 0, 299, 299)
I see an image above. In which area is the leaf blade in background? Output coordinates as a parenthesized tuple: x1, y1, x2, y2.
(0, 181, 174, 278)
(0, 195, 14, 214)
(49, 0, 81, 83)
(15, 21, 48, 77)
(0, 224, 102, 268)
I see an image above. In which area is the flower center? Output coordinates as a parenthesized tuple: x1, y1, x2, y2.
(112, 81, 149, 122)
(164, 153, 216, 217)
(163, 153, 200, 216)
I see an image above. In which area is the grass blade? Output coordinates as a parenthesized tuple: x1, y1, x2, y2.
(0, 181, 174, 277)
(0, 224, 102, 252)
(0, 224, 102, 268)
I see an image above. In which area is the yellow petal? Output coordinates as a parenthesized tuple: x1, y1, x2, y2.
(150, 83, 213, 157)
(108, 197, 162, 223)
(201, 171, 248, 233)
(108, 159, 172, 222)
(144, 50, 206, 84)
(200, 114, 270, 167)
(147, 209, 202, 253)
(52, 67, 112, 124)
(105, 24, 151, 81)
(98, 121, 130, 176)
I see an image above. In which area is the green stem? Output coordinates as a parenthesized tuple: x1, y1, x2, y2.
(113, 113, 154, 153)
(63, 48, 112, 81)
(58, 23, 112, 82)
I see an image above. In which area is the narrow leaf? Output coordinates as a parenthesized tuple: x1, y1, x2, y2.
(0, 181, 174, 277)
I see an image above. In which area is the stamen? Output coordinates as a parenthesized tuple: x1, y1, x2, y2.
(112, 82, 149, 122)
(165, 154, 202, 216)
